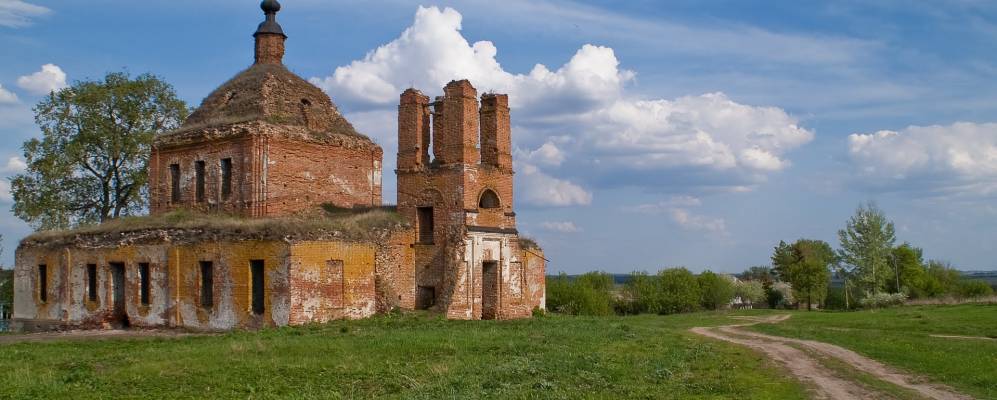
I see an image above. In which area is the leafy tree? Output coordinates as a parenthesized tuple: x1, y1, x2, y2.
(838, 202, 896, 294)
(922, 260, 962, 297)
(734, 280, 766, 305)
(957, 279, 994, 298)
(0, 238, 10, 312)
(740, 266, 776, 286)
(772, 239, 834, 310)
(771, 241, 796, 282)
(890, 243, 927, 297)
(698, 270, 735, 310)
(657, 267, 701, 314)
(11, 72, 188, 230)
(620, 271, 660, 314)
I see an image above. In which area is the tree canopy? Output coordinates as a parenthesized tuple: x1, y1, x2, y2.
(772, 239, 834, 310)
(837, 202, 896, 294)
(11, 72, 188, 230)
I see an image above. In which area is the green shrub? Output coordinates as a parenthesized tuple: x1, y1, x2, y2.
(619, 271, 660, 314)
(545, 272, 614, 316)
(698, 271, 735, 310)
(957, 279, 994, 298)
(657, 268, 701, 314)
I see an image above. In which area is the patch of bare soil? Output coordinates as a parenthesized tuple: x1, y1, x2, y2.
(691, 315, 973, 400)
(0, 329, 203, 345)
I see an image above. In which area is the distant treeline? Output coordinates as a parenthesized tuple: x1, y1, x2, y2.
(550, 270, 997, 288)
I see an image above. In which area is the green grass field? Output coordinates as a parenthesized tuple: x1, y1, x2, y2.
(750, 304, 997, 399)
(0, 311, 807, 399)
(3, 305, 994, 399)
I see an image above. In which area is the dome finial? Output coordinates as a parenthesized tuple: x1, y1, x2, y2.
(261, 0, 281, 14)
(254, 0, 286, 39)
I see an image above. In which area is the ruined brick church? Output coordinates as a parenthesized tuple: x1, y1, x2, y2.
(11, 1, 545, 331)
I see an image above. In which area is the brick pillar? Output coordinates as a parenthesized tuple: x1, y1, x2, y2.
(255, 33, 285, 65)
(480, 93, 512, 170)
(434, 80, 480, 165)
(398, 89, 431, 170)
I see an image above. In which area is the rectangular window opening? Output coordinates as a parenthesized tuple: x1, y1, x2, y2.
(200, 261, 213, 308)
(38, 264, 47, 303)
(251, 260, 265, 315)
(417, 207, 434, 244)
(195, 160, 206, 203)
(220, 158, 232, 200)
(417, 286, 435, 310)
(170, 164, 181, 202)
(87, 264, 97, 302)
(139, 263, 150, 306)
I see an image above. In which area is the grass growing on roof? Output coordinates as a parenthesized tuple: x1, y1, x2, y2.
(23, 206, 406, 247)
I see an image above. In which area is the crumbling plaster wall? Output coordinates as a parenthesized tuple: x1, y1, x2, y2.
(13, 238, 392, 331)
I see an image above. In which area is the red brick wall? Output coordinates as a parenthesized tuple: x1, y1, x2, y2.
(264, 136, 382, 214)
(150, 136, 257, 216)
(150, 132, 382, 217)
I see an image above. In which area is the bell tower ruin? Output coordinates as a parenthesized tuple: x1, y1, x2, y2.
(396, 80, 540, 320)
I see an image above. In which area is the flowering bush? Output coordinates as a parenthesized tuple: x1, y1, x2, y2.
(859, 292, 907, 308)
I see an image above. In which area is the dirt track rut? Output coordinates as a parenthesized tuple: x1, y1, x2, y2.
(690, 315, 973, 400)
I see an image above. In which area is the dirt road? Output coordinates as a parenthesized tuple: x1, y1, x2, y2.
(690, 315, 973, 400)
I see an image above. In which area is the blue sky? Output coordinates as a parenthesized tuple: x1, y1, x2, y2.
(1, 0, 997, 274)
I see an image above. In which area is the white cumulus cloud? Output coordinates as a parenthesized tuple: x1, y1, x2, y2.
(1, 156, 26, 174)
(0, 84, 17, 104)
(540, 221, 581, 233)
(0, 0, 49, 28)
(627, 195, 728, 236)
(311, 6, 812, 203)
(518, 162, 592, 207)
(669, 208, 728, 236)
(17, 64, 68, 96)
(848, 122, 997, 196)
(516, 142, 566, 167)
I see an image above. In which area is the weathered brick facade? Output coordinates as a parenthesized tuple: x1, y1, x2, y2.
(11, 0, 544, 332)
(397, 81, 543, 320)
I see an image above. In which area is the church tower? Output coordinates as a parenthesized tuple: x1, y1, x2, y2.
(396, 80, 540, 320)
(149, 0, 383, 217)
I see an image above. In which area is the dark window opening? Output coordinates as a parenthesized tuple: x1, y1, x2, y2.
(38, 264, 47, 303)
(251, 260, 265, 315)
(417, 286, 436, 310)
(220, 158, 232, 200)
(328, 260, 344, 308)
(417, 207, 434, 244)
(479, 189, 500, 209)
(139, 263, 150, 306)
(170, 164, 181, 202)
(200, 261, 213, 308)
(87, 264, 97, 302)
(195, 160, 206, 203)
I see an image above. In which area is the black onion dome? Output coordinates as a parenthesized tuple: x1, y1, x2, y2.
(255, 0, 286, 38)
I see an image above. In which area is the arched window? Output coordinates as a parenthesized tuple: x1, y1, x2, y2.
(479, 189, 501, 209)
